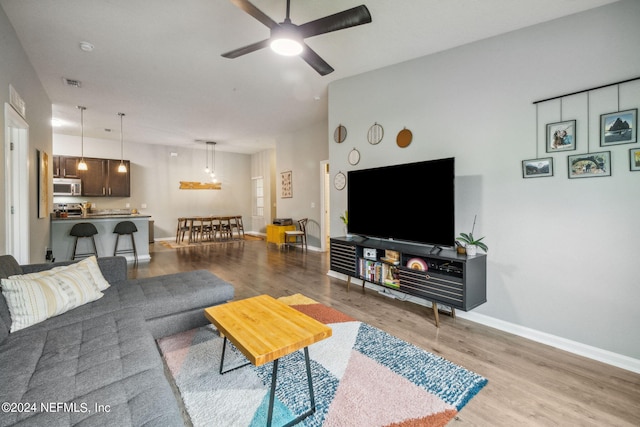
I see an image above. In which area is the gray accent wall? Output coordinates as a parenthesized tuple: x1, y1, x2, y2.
(328, 0, 640, 362)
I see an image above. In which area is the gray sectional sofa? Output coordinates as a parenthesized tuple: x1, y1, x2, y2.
(0, 255, 234, 426)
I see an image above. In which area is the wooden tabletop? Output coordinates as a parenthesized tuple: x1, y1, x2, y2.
(204, 295, 332, 366)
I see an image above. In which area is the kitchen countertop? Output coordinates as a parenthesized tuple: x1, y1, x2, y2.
(51, 214, 151, 221)
(50, 214, 151, 262)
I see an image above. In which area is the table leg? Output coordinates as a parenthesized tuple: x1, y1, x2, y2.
(219, 336, 251, 375)
(267, 347, 316, 427)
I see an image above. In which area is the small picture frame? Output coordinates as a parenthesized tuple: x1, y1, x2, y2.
(281, 170, 292, 198)
(522, 157, 553, 178)
(600, 109, 637, 146)
(630, 148, 640, 171)
(546, 120, 576, 152)
(568, 151, 611, 179)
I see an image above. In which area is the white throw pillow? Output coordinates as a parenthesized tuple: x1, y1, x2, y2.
(80, 256, 111, 291)
(2, 258, 109, 332)
(1, 276, 71, 332)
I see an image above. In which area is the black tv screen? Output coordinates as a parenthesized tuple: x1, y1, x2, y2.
(347, 157, 455, 247)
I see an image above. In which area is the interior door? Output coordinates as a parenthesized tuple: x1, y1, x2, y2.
(4, 103, 30, 263)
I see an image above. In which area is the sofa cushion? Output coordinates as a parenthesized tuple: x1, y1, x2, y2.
(0, 308, 183, 426)
(1, 275, 72, 332)
(130, 270, 235, 321)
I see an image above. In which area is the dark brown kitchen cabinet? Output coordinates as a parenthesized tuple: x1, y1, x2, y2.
(77, 157, 130, 197)
(53, 156, 80, 178)
(107, 159, 130, 197)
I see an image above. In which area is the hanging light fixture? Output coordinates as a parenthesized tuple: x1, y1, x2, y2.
(117, 112, 127, 173)
(77, 106, 88, 171)
(209, 142, 217, 183)
(204, 141, 210, 173)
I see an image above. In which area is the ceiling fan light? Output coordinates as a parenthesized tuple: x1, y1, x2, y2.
(270, 37, 303, 56)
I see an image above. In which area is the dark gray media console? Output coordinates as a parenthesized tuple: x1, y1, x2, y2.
(330, 236, 487, 327)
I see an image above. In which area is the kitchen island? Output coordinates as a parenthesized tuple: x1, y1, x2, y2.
(51, 214, 151, 263)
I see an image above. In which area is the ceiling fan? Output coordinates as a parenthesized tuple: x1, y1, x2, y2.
(222, 0, 372, 76)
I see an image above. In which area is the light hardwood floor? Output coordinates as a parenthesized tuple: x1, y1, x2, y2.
(133, 239, 640, 426)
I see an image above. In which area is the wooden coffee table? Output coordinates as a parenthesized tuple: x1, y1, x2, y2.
(204, 295, 332, 427)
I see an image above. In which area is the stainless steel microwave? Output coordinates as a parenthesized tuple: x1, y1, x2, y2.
(53, 178, 82, 196)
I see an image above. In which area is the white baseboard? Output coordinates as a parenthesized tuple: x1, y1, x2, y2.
(327, 270, 640, 374)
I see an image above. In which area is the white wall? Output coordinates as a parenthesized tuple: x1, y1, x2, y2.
(275, 120, 328, 248)
(53, 134, 252, 239)
(329, 0, 640, 363)
(0, 6, 52, 262)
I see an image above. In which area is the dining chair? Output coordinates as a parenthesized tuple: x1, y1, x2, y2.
(230, 215, 245, 238)
(284, 218, 308, 251)
(175, 217, 190, 243)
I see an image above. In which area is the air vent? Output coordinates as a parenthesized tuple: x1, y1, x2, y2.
(62, 77, 82, 88)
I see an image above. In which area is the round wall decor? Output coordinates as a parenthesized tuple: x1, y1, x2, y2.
(397, 128, 413, 148)
(334, 171, 346, 190)
(334, 124, 347, 143)
(348, 148, 360, 165)
(367, 122, 384, 145)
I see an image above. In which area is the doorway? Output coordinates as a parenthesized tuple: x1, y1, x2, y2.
(4, 103, 30, 263)
(320, 160, 330, 251)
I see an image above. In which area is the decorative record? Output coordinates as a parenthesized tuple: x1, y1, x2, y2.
(367, 122, 384, 145)
(406, 257, 428, 271)
(397, 128, 413, 148)
(334, 125, 347, 143)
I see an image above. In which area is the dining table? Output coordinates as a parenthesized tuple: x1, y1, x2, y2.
(175, 215, 243, 243)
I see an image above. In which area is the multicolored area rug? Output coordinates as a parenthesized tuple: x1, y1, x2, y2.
(157, 294, 487, 426)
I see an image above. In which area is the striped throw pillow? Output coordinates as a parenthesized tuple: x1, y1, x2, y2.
(1, 275, 71, 332)
(11, 261, 104, 310)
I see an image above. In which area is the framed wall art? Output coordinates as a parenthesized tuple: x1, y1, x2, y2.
(281, 170, 292, 198)
(600, 109, 637, 146)
(568, 151, 611, 179)
(630, 148, 640, 171)
(37, 149, 49, 219)
(546, 120, 576, 152)
(522, 157, 553, 178)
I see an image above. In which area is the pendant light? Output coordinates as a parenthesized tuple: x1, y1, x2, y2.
(117, 112, 127, 173)
(209, 142, 217, 183)
(77, 106, 88, 171)
(204, 141, 210, 174)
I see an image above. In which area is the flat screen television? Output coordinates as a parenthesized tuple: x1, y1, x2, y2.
(347, 157, 455, 247)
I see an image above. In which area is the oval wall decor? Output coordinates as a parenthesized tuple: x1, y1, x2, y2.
(334, 124, 347, 143)
(367, 122, 384, 145)
(397, 128, 413, 148)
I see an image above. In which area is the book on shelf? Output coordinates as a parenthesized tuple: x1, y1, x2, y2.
(380, 249, 400, 265)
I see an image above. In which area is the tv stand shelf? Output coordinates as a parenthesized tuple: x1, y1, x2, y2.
(329, 236, 487, 327)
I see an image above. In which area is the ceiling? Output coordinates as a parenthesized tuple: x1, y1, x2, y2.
(1, 0, 619, 154)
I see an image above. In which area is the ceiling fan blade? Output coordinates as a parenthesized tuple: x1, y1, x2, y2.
(229, 0, 279, 29)
(221, 39, 270, 58)
(298, 5, 372, 38)
(300, 44, 334, 76)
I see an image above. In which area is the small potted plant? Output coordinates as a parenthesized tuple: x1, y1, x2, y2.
(456, 232, 488, 256)
(340, 210, 351, 239)
(456, 215, 488, 256)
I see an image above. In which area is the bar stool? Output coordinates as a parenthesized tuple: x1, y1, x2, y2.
(113, 221, 138, 264)
(70, 222, 99, 260)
